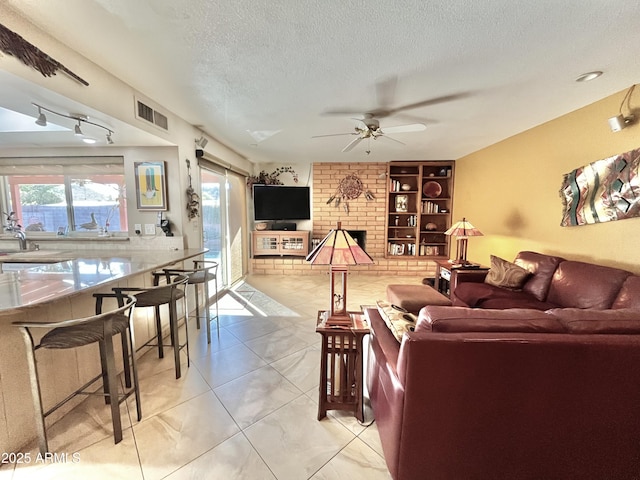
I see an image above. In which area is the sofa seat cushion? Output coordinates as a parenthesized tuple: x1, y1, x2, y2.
(547, 261, 632, 309)
(376, 300, 418, 342)
(416, 306, 566, 334)
(454, 282, 558, 310)
(548, 308, 640, 334)
(484, 255, 531, 289)
(612, 276, 640, 309)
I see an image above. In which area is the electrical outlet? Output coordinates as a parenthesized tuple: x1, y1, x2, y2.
(144, 224, 156, 235)
(134, 223, 141, 235)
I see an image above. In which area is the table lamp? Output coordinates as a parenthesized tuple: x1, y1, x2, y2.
(444, 217, 483, 265)
(306, 222, 374, 326)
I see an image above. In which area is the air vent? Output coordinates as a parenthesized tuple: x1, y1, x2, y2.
(135, 98, 169, 131)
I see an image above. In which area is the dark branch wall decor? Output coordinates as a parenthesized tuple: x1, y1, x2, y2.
(560, 147, 640, 226)
(0, 23, 89, 86)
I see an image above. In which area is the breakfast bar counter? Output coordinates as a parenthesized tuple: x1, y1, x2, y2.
(0, 248, 207, 315)
(0, 248, 208, 453)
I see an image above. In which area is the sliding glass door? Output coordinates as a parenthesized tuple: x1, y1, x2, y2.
(200, 165, 247, 288)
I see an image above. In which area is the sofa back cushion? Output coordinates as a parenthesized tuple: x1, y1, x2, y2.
(546, 261, 632, 309)
(548, 308, 640, 334)
(416, 306, 566, 334)
(612, 276, 640, 309)
(514, 251, 565, 301)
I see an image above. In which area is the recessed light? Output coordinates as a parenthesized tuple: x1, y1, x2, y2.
(82, 137, 97, 144)
(575, 71, 603, 82)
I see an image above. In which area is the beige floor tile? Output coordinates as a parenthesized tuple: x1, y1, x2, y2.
(12, 429, 141, 480)
(270, 344, 321, 393)
(191, 343, 267, 388)
(133, 391, 239, 480)
(213, 365, 302, 429)
(244, 328, 314, 363)
(164, 432, 276, 480)
(129, 362, 211, 420)
(244, 395, 355, 480)
(310, 437, 392, 480)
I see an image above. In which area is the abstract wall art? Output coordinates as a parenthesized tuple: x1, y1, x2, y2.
(560, 147, 640, 226)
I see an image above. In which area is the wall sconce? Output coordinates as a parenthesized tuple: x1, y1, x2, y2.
(608, 85, 636, 132)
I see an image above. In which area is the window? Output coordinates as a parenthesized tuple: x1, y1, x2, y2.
(0, 157, 127, 234)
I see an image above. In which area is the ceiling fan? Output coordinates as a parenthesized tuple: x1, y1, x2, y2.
(315, 76, 469, 153)
(312, 114, 427, 153)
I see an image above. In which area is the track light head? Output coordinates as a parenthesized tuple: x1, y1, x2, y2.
(74, 122, 83, 136)
(35, 108, 47, 127)
(106, 131, 114, 144)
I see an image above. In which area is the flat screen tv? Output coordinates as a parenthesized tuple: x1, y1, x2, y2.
(253, 185, 311, 221)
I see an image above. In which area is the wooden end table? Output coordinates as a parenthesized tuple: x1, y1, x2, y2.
(316, 311, 369, 422)
(434, 259, 489, 298)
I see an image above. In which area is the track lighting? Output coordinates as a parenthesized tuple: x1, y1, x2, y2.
(32, 102, 115, 144)
(608, 84, 636, 132)
(35, 107, 47, 127)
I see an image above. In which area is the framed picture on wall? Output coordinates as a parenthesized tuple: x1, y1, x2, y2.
(134, 161, 167, 210)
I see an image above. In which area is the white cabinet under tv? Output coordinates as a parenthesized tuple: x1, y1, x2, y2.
(252, 230, 310, 257)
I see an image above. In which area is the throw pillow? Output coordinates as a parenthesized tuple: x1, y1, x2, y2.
(376, 300, 417, 342)
(484, 255, 531, 290)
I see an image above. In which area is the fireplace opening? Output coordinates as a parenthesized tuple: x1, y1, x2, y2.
(347, 230, 366, 251)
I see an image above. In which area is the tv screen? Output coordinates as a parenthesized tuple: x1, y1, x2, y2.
(253, 185, 311, 221)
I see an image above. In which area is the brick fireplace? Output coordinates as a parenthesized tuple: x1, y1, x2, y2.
(250, 162, 438, 277)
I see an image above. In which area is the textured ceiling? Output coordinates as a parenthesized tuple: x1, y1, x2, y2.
(2, 0, 640, 164)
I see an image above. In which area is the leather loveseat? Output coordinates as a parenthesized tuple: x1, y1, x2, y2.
(367, 252, 640, 480)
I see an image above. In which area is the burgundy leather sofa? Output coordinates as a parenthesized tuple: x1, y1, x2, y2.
(367, 252, 640, 480)
(451, 250, 640, 311)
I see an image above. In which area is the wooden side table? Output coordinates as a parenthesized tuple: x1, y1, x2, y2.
(434, 259, 489, 298)
(316, 311, 369, 422)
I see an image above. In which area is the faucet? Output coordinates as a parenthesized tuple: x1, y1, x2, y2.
(14, 230, 27, 251)
(4, 212, 28, 250)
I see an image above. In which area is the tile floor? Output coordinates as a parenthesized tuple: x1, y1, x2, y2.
(2, 273, 425, 479)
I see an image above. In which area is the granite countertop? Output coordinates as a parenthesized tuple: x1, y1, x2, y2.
(0, 248, 208, 315)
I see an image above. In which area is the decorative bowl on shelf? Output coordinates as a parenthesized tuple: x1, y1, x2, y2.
(425, 222, 438, 231)
(255, 222, 268, 231)
(401, 183, 411, 191)
(422, 181, 442, 198)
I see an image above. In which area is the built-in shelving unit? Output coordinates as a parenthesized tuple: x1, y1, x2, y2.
(385, 161, 455, 259)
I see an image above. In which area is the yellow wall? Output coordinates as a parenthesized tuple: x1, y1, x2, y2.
(455, 88, 640, 273)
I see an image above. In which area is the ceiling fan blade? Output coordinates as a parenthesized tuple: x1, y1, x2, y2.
(311, 132, 357, 138)
(387, 92, 470, 116)
(342, 136, 363, 152)
(381, 123, 426, 134)
(379, 135, 405, 146)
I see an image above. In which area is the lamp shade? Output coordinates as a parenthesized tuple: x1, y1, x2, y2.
(306, 222, 374, 265)
(444, 217, 483, 238)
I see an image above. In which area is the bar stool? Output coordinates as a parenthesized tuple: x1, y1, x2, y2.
(13, 295, 140, 455)
(165, 260, 219, 344)
(113, 272, 189, 379)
